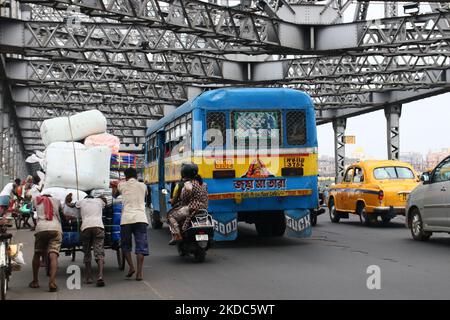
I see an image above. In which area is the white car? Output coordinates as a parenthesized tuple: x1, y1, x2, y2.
(405, 155, 450, 241)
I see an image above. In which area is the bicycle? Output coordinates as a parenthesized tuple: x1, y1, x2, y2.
(0, 217, 13, 300)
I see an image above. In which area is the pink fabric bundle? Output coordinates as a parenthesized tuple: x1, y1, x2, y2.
(84, 133, 120, 153)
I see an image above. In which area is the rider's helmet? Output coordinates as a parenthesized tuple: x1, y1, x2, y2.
(181, 162, 198, 180)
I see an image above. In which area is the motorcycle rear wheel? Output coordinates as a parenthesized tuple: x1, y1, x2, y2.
(177, 244, 187, 257)
(193, 247, 206, 263)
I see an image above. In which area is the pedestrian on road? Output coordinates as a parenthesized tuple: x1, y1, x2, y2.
(66, 193, 107, 287)
(0, 178, 21, 216)
(112, 168, 148, 281)
(29, 194, 63, 292)
(22, 175, 42, 230)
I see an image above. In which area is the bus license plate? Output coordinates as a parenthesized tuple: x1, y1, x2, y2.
(284, 157, 304, 168)
(195, 234, 209, 241)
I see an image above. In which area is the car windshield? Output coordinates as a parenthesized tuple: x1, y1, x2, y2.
(373, 166, 415, 180)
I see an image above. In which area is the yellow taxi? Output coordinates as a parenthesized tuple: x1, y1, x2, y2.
(327, 160, 419, 225)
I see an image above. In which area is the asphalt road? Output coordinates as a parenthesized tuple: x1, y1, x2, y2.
(5, 210, 450, 300)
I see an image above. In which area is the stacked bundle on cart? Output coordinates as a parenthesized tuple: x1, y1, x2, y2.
(25, 110, 132, 253)
(28, 110, 119, 248)
(102, 200, 122, 248)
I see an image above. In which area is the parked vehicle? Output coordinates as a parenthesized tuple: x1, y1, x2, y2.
(327, 160, 419, 226)
(406, 155, 450, 240)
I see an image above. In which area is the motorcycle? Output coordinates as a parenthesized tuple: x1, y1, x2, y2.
(162, 189, 214, 262)
(177, 209, 214, 262)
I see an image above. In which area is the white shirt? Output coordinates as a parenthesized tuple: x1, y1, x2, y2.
(28, 184, 41, 200)
(75, 198, 106, 232)
(0, 183, 14, 197)
(33, 197, 63, 233)
(117, 178, 148, 225)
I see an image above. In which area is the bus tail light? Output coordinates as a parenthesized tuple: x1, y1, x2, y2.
(213, 170, 235, 179)
(378, 190, 384, 201)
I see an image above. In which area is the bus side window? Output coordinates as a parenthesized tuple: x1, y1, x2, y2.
(146, 140, 151, 162)
(152, 136, 157, 161)
(206, 112, 226, 147)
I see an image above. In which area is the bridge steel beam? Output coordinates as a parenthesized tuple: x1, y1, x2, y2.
(332, 118, 347, 183)
(0, 54, 29, 184)
(5, 16, 450, 78)
(17, 2, 450, 53)
(384, 104, 402, 160)
(316, 87, 448, 123)
(6, 58, 450, 111)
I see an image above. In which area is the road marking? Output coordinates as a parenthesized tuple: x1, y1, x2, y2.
(143, 280, 164, 299)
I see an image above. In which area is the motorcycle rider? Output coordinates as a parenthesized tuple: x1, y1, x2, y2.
(169, 178, 186, 208)
(168, 163, 208, 245)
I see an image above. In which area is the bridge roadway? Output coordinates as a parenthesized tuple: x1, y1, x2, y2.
(4, 211, 450, 300)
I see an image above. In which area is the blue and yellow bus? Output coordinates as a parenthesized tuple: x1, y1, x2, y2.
(144, 88, 318, 241)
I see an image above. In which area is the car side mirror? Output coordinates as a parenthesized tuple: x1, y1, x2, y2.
(420, 173, 430, 184)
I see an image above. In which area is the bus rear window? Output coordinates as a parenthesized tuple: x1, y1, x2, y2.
(232, 111, 280, 147)
(286, 111, 306, 145)
(373, 167, 415, 180)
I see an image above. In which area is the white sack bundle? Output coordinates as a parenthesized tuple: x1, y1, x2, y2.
(43, 142, 111, 191)
(40, 110, 107, 146)
(41, 187, 87, 205)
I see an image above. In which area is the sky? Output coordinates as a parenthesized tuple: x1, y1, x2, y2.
(317, 92, 450, 158)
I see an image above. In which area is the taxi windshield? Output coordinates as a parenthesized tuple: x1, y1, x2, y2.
(373, 166, 415, 180)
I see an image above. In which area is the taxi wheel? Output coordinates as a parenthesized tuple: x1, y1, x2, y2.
(381, 216, 392, 225)
(410, 208, 431, 241)
(329, 199, 340, 223)
(358, 205, 373, 226)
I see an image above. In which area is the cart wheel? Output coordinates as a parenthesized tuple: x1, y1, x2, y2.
(117, 249, 125, 270)
(71, 248, 76, 262)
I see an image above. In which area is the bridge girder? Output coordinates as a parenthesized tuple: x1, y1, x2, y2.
(2, 1, 450, 153)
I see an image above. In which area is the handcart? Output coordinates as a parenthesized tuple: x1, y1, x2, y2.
(59, 201, 125, 270)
